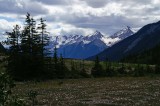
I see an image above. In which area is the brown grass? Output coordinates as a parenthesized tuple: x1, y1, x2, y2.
(13, 77, 160, 106)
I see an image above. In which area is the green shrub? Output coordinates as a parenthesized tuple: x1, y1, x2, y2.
(0, 71, 26, 106)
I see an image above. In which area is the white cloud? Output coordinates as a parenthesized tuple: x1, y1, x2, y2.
(0, 19, 23, 41)
(0, 0, 160, 41)
(47, 22, 94, 36)
(0, 19, 22, 31)
(153, 0, 160, 4)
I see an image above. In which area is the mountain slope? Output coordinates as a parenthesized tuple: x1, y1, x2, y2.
(122, 43, 160, 64)
(87, 21, 160, 61)
(58, 39, 108, 59)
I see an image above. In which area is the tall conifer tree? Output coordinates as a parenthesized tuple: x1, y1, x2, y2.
(6, 25, 21, 78)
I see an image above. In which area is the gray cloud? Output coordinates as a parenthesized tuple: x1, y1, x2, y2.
(82, 0, 152, 8)
(62, 15, 136, 34)
(33, 0, 70, 5)
(0, 0, 48, 15)
(44, 11, 154, 35)
(81, 0, 110, 8)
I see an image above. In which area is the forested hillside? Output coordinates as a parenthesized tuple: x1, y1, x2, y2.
(122, 44, 160, 65)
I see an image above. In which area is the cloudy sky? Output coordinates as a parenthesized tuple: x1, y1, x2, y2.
(0, 0, 160, 40)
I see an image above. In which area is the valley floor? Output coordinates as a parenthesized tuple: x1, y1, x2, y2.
(14, 77, 160, 106)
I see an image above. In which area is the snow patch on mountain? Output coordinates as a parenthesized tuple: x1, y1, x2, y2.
(101, 37, 120, 46)
(51, 26, 134, 49)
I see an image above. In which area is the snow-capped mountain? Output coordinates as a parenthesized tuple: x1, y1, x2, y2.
(49, 26, 134, 59)
(88, 21, 160, 61)
(110, 26, 134, 39)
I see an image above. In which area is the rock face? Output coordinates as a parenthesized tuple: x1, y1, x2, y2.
(88, 21, 160, 61)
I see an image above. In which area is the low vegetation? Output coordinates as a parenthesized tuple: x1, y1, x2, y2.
(13, 77, 160, 106)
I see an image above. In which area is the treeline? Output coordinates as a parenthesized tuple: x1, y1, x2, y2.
(91, 56, 160, 77)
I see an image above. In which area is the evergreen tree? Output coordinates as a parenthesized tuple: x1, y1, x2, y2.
(31, 17, 40, 56)
(37, 17, 50, 79)
(6, 25, 21, 78)
(117, 63, 126, 75)
(105, 58, 116, 77)
(57, 54, 67, 78)
(105, 57, 111, 76)
(53, 46, 58, 66)
(20, 14, 45, 79)
(30, 17, 44, 78)
(6, 25, 21, 53)
(21, 13, 32, 54)
(155, 64, 160, 74)
(49, 46, 59, 78)
(70, 60, 79, 78)
(19, 13, 35, 79)
(146, 64, 153, 74)
(5, 13, 51, 80)
(134, 64, 145, 77)
(79, 60, 89, 78)
(37, 18, 50, 58)
(91, 56, 104, 77)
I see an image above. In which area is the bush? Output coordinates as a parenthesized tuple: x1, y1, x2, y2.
(0, 71, 26, 106)
(133, 64, 145, 77)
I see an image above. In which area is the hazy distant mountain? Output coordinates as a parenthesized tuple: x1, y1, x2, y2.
(87, 21, 160, 61)
(48, 27, 134, 59)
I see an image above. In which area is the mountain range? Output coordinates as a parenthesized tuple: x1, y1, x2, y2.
(49, 26, 134, 59)
(88, 21, 160, 61)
